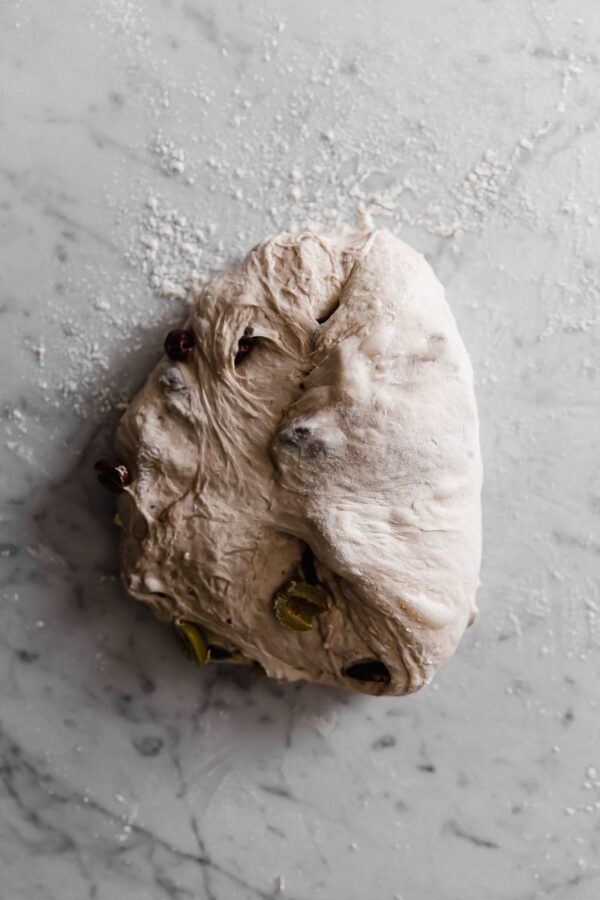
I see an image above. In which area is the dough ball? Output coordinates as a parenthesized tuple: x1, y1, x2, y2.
(110, 230, 482, 696)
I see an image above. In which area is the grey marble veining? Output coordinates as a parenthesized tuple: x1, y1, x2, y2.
(1, 1, 600, 898)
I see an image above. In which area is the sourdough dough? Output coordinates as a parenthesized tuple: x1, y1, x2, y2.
(114, 230, 482, 696)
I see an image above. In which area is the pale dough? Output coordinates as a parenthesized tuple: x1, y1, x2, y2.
(114, 229, 482, 696)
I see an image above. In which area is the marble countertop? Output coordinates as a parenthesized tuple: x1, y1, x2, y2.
(1, 1, 599, 898)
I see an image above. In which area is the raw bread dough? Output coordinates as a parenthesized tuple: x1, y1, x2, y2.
(114, 229, 482, 696)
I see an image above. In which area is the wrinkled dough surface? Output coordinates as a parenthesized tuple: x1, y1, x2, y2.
(116, 229, 482, 696)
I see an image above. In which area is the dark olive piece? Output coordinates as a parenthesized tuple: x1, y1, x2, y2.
(164, 329, 195, 361)
(300, 543, 319, 586)
(234, 329, 255, 366)
(343, 660, 391, 684)
(94, 459, 130, 494)
(207, 645, 232, 660)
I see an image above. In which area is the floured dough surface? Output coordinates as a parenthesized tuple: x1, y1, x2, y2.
(114, 229, 482, 696)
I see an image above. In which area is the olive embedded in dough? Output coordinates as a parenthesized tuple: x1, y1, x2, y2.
(173, 620, 208, 665)
(272, 581, 328, 632)
(164, 329, 195, 361)
(233, 326, 256, 366)
(94, 459, 130, 493)
(300, 544, 318, 585)
(234, 334, 255, 366)
(343, 660, 391, 685)
(207, 645, 247, 664)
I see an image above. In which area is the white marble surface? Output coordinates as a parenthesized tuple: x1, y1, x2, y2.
(1, 1, 600, 898)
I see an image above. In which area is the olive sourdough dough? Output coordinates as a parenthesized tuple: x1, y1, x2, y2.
(96, 230, 482, 696)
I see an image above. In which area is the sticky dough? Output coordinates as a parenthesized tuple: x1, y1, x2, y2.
(115, 229, 482, 696)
